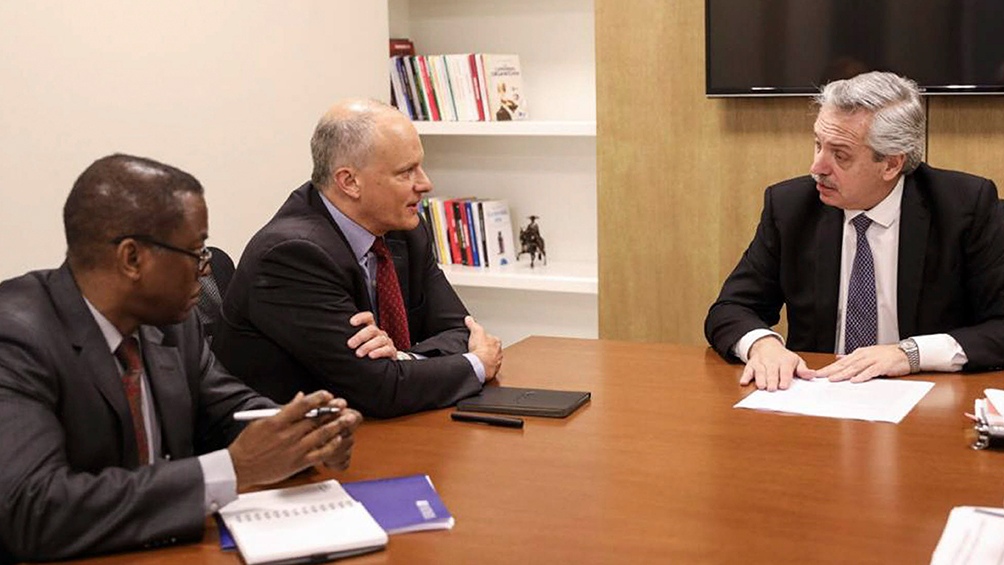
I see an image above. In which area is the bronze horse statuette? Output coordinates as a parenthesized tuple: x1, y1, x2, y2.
(517, 215, 547, 268)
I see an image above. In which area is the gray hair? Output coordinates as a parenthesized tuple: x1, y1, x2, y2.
(815, 71, 925, 174)
(310, 101, 393, 188)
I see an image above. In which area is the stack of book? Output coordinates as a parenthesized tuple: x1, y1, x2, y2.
(217, 474, 454, 564)
(420, 197, 516, 268)
(389, 39, 527, 122)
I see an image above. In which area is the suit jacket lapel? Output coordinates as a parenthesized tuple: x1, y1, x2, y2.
(50, 264, 137, 464)
(140, 325, 192, 460)
(304, 183, 374, 311)
(897, 175, 929, 338)
(814, 207, 843, 351)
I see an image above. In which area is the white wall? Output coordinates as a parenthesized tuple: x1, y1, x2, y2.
(0, 1, 388, 280)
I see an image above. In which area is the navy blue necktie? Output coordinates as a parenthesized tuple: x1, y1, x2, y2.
(845, 214, 877, 353)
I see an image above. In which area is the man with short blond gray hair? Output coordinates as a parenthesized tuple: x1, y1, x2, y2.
(215, 99, 502, 418)
(705, 71, 1004, 391)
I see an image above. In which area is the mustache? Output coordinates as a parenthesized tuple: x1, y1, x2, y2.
(811, 173, 835, 189)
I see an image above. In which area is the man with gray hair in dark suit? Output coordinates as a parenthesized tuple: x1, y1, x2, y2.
(706, 71, 1004, 391)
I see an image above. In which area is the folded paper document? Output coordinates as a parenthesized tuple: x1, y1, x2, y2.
(218, 480, 387, 564)
(734, 378, 934, 424)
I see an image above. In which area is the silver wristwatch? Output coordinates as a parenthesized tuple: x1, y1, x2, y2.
(898, 338, 920, 373)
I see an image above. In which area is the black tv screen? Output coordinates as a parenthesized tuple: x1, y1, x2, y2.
(706, 0, 1004, 96)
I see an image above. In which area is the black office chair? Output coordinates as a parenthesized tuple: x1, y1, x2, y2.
(196, 246, 236, 342)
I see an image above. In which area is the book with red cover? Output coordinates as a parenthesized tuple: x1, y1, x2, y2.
(442, 199, 462, 263)
(467, 54, 486, 121)
(451, 200, 470, 265)
(389, 38, 415, 57)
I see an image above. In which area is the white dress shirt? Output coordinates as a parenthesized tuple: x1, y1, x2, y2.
(84, 299, 237, 514)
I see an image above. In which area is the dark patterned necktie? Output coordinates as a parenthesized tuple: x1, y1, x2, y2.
(844, 214, 877, 353)
(371, 237, 411, 350)
(114, 337, 150, 465)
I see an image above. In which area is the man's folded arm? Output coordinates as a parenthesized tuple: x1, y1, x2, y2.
(247, 241, 481, 418)
(400, 222, 471, 358)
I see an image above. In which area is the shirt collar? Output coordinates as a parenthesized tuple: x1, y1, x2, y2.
(83, 297, 126, 354)
(318, 189, 377, 260)
(843, 175, 904, 229)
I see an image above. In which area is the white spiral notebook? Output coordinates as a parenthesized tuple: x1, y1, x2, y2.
(218, 480, 388, 565)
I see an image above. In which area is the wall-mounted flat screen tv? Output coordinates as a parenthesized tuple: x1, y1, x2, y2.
(706, 0, 1004, 96)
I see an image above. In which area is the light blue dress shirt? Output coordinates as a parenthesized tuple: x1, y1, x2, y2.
(319, 192, 485, 383)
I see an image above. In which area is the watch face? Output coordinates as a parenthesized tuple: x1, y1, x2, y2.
(899, 339, 920, 372)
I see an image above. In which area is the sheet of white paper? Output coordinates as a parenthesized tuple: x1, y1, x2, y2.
(733, 378, 934, 423)
(931, 506, 1004, 565)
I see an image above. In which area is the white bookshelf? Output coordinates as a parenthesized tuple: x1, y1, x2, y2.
(440, 261, 597, 294)
(413, 120, 596, 137)
(389, 0, 597, 345)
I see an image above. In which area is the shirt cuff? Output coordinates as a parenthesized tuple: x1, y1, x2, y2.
(463, 352, 487, 384)
(198, 449, 238, 515)
(734, 329, 785, 363)
(399, 351, 484, 384)
(911, 333, 968, 372)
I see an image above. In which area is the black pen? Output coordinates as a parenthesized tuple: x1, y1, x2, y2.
(451, 411, 524, 429)
(974, 507, 1004, 519)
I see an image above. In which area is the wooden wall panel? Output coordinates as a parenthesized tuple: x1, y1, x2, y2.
(927, 97, 1004, 183)
(596, 0, 814, 344)
(597, 2, 1004, 346)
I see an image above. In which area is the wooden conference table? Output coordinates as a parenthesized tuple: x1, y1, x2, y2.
(73, 337, 1004, 565)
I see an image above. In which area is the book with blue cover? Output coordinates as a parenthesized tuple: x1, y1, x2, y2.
(342, 474, 455, 534)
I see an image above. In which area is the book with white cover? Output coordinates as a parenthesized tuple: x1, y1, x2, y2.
(481, 54, 528, 121)
(931, 506, 1004, 565)
(480, 200, 516, 267)
(218, 480, 387, 565)
(445, 54, 478, 121)
(428, 56, 457, 121)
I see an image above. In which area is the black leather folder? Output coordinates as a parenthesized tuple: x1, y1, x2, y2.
(456, 386, 590, 418)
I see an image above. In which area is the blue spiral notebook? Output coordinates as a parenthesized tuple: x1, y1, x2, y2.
(342, 474, 454, 534)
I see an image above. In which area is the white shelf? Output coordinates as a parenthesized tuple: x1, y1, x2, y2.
(392, 0, 598, 344)
(413, 120, 595, 137)
(439, 261, 597, 294)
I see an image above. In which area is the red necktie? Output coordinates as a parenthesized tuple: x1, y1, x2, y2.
(371, 237, 411, 350)
(114, 337, 150, 466)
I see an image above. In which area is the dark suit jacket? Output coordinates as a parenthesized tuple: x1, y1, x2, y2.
(705, 163, 1004, 370)
(213, 182, 482, 418)
(0, 264, 273, 562)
